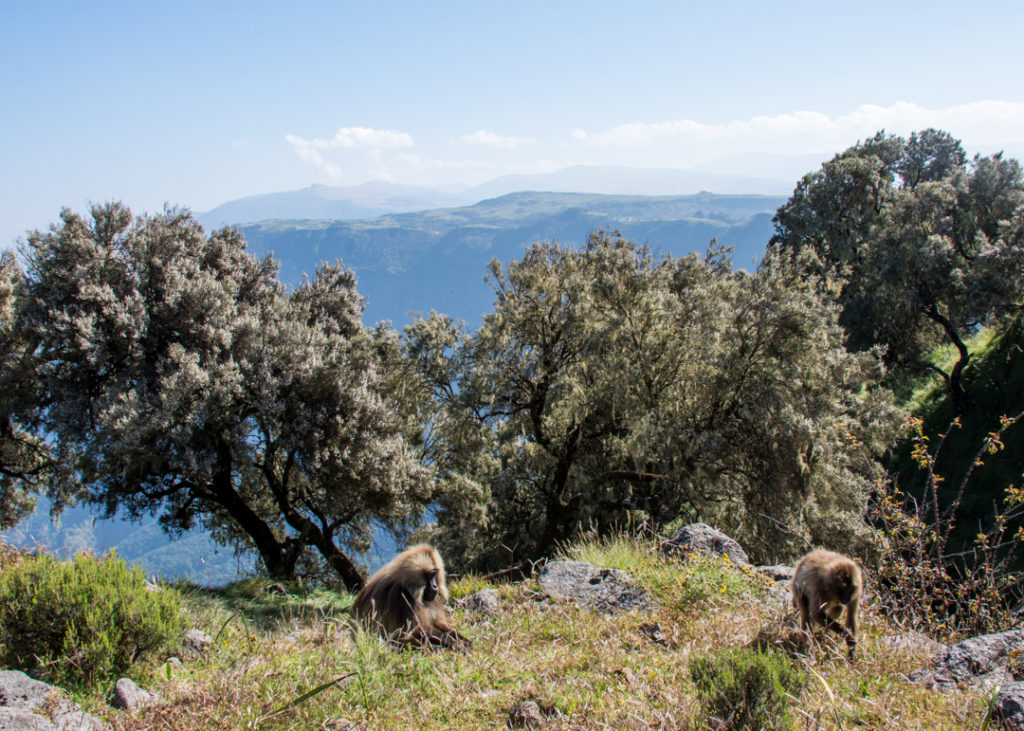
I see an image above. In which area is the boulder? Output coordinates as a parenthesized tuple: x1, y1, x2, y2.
(110, 678, 155, 712)
(639, 622, 670, 647)
(0, 670, 109, 731)
(995, 683, 1024, 731)
(908, 629, 1024, 690)
(0, 706, 59, 731)
(464, 589, 501, 615)
(537, 561, 652, 614)
(508, 701, 545, 728)
(756, 564, 794, 581)
(183, 628, 214, 657)
(660, 523, 749, 566)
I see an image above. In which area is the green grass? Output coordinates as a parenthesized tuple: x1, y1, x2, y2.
(40, 534, 992, 730)
(891, 315, 1024, 551)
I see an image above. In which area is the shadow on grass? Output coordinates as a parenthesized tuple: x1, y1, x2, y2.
(173, 576, 355, 631)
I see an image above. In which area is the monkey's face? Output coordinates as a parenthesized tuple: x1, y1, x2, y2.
(835, 570, 857, 604)
(422, 569, 440, 602)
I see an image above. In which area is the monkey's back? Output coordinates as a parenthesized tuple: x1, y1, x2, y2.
(792, 549, 861, 607)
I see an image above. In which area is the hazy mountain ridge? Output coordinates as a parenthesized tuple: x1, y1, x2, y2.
(463, 164, 797, 200)
(236, 190, 784, 326)
(1, 498, 248, 586)
(197, 163, 802, 230)
(199, 181, 473, 230)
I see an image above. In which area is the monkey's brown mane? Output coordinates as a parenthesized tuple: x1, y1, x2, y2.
(351, 544, 468, 650)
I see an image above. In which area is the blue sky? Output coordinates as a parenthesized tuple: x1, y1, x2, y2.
(3, 0, 1023, 247)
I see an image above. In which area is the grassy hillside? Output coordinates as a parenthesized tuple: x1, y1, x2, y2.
(50, 536, 991, 730)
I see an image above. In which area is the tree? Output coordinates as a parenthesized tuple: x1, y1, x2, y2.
(18, 203, 430, 589)
(407, 232, 896, 569)
(771, 129, 1024, 413)
(0, 253, 55, 528)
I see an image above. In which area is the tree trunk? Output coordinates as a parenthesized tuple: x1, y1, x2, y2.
(534, 449, 582, 559)
(926, 304, 970, 414)
(208, 438, 294, 580)
(277, 507, 366, 591)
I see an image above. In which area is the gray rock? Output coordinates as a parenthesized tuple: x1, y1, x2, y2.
(0, 671, 109, 731)
(885, 632, 945, 657)
(110, 678, 155, 712)
(756, 564, 794, 581)
(995, 682, 1024, 731)
(764, 580, 792, 608)
(183, 628, 213, 657)
(909, 629, 1024, 690)
(464, 589, 500, 615)
(322, 719, 371, 731)
(0, 706, 58, 731)
(639, 622, 670, 647)
(0, 671, 51, 711)
(660, 522, 749, 566)
(537, 561, 652, 614)
(49, 707, 109, 731)
(508, 701, 545, 728)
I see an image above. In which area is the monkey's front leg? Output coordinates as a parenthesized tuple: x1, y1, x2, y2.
(816, 610, 856, 659)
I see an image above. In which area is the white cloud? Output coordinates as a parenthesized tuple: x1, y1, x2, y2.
(283, 102, 1024, 189)
(462, 129, 532, 149)
(575, 102, 1024, 152)
(285, 127, 415, 181)
(289, 126, 414, 151)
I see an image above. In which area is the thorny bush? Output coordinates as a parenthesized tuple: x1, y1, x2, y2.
(868, 412, 1024, 640)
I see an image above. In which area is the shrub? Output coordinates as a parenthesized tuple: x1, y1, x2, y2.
(869, 413, 1024, 640)
(0, 541, 29, 570)
(0, 551, 186, 687)
(689, 646, 805, 731)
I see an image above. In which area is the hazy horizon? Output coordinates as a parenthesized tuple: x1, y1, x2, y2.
(4, 1, 1024, 246)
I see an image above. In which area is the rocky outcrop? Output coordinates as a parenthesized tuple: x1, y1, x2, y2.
(538, 561, 652, 614)
(110, 678, 156, 712)
(464, 589, 501, 615)
(182, 628, 213, 658)
(995, 683, 1024, 731)
(908, 629, 1024, 691)
(0, 670, 109, 731)
(660, 522, 749, 566)
(508, 701, 546, 728)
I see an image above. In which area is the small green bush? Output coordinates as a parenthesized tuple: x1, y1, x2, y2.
(689, 646, 805, 731)
(0, 551, 186, 688)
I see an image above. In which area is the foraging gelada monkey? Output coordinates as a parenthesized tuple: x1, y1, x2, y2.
(791, 549, 862, 659)
(351, 544, 470, 650)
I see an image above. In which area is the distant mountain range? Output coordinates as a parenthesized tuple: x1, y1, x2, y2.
(4, 166, 796, 584)
(2, 498, 251, 586)
(199, 182, 472, 231)
(198, 164, 801, 231)
(235, 190, 786, 326)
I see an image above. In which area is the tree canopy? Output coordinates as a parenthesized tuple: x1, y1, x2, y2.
(406, 232, 897, 570)
(771, 129, 1024, 413)
(11, 203, 430, 589)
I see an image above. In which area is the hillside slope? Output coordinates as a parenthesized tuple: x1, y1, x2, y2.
(62, 535, 991, 730)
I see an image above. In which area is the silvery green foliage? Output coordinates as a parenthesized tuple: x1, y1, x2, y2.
(409, 232, 899, 569)
(771, 129, 1024, 412)
(19, 203, 429, 588)
(0, 253, 55, 528)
